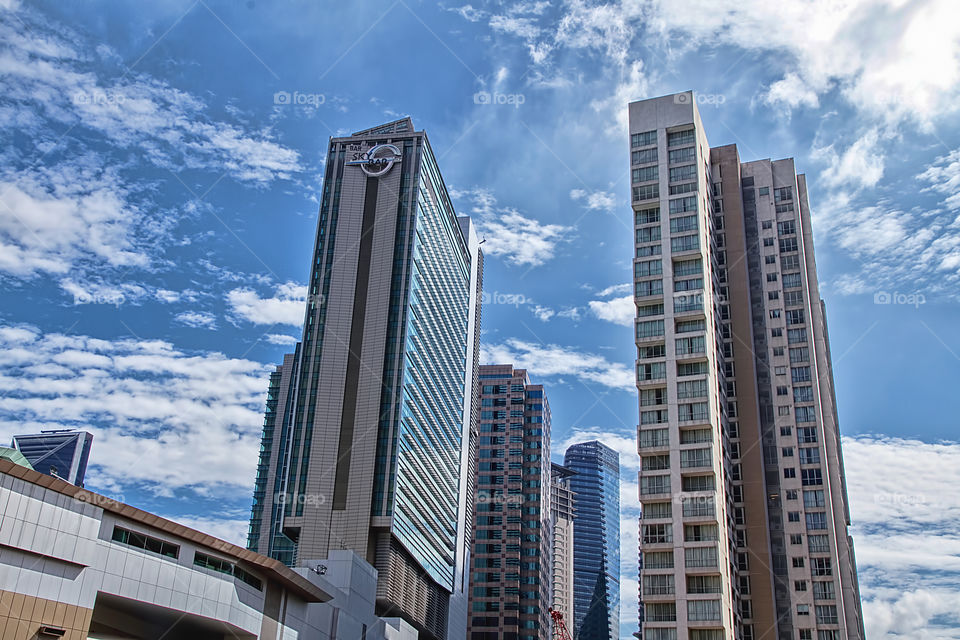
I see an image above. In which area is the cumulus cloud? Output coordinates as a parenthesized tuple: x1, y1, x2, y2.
(588, 282, 634, 327)
(570, 188, 617, 212)
(454, 188, 573, 267)
(174, 311, 217, 329)
(226, 282, 307, 326)
(0, 324, 272, 496)
(480, 338, 634, 391)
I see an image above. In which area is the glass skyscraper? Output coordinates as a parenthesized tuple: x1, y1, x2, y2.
(247, 118, 483, 640)
(564, 440, 620, 640)
(12, 429, 93, 486)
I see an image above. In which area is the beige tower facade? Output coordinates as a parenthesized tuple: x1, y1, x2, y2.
(630, 93, 864, 640)
(550, 463, 576, 628)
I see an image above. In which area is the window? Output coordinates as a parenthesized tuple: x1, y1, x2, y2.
(632, 130, 657, 147)
(784, 467, 796, 478)
(786, 309, 806, 326)
(639, 428, 669, 448)
(795, 580, 808, 591)
(637, 244, 661, 257)
(804, 489, 826, 508)
(687, 599, 721, 621)
(792, 557, 805, 568)
(674, 294, 703, 313)
(677, 379, 707, 398)
(644, 551, 674, 569)
(678, 403, 709, 423)
(783, 273, 803, 289)
(635, 259, 663, 277)
(679, 447, 711, 467)
(815, 605, 839, 625)
(770, 309, 782, 319)
(788, 511, 801, 522)
(640, 387, 667, 405)
(682, 496, 715, 517)
(641, 409, 669, 425)
(668, 147, 696, 164)
(641, 475, 671, 495)
(792, 366, 811, 382)
(762, 220, 773, 230)
(767, 272, 778, 282)
(786, 489, 799, 500)
(813, 581, 836, 600)
(636, 226, 661, 243)
(682, 475, 714, 491)
(806, 512, 828, 530)
(768, 291, 780, 300)
(777, 386, 789, 396)
(798, 426, 818, 443)
(678, 361, 709, 376)
(638, 303, 664, 317)
(778, 406, 791, 416)
(778, 220, 797, 235)
(790, 534, 803, 544)
(111, 526, 179, 559)
(643, 501, 672, 519)
(667, 129, 695, 147)
(643, 574, 675, 596)
(669, 195, 698, 214)
(794, 386, 814, 403)
(671, 182, 698, 195)
(669, 165, 698, 183)
(774, 186, 793, 202)
(670, 214, 698, 233)
(809, 535, 830, 553)
(796, 406, 817, 423)
(687, 575, 722, 594)
(637, 319, 665, 338)
(636, 207, 660, 224)
(797, 604, 810, 616)
(684, 546, 718, 568)
(680, 428, 711, 444)
(633, 165, 659, 183)
(758, 186, 770, 196)
(634, 184, 659, 201)
(799, 447, 821, 465)
(773, 346, 785, 356)
(645, 603, 677, 622)
(763, 237, 775, 247)
(635, 279, 664, 297)
(194, 552, 263, 590)
(788, 327, 808, 344)
(765, 255, 777, 264)
(642, 523, 673, 544)
(633, 147, 658, 164)
(802, 469, 823, 486)
(780, 237, 799, 253)
(775, 366, 787, 375)
(674, 257, 703, 276)
(676, 319, 706, 333)
(676, 336, 705, 355)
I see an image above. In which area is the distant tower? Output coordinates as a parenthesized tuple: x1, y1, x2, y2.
(551, 463, 577, 630)
(12, 429, 93, 486)
(564, 440, 620, 639)
(468, 364, 553, 639)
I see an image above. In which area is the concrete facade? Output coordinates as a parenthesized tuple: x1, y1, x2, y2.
(630, 92, 865, 640)
(549, 464, 576, 633)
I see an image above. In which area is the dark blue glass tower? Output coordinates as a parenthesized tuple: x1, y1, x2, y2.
(564, 440, 620, 640)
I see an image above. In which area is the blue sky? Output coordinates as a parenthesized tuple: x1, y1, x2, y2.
(1, 1, 959, 637)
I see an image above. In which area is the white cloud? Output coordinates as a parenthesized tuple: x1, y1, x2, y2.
(490, 15, 540, 40)
(455, 188, 573, 267)
(265, 333, 299, 346)
(570, 188, 617, 212)
(0, 324, 272, 497)
(588, 294, 634, 327)
(174, 311, 217, 329)
(226, 282, 307, 326)
(919, 148, 960, 211)
(532, 305, 555, 321)
(0, 13, 301, 184)
(764, 72, 820, 109)
(480, 338, 634, 391)
(814, 128, 885, 190)
(166, 515, 248, 546)
(450, 4, 486, 22)
(0, 165, 148, 278)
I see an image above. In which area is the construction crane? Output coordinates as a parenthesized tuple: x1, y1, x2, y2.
(548, 607, 572, 640)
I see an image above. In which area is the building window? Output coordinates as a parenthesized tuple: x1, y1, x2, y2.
(669, 165, 698, 183)
(635, 279, 664, 297)
(668, 147, 696, 164)
(670, 214, 698, 233)
(795, 580, 807, 591)
(632, 130, 657, 147)
(640, 475, 671, 495)
(684, 546, 718, 568)
(667, 129, 695, 147)
(801, 469, 823, 486)
(633, 165, 659, 183)
(687, 599, 722, 621)
(639, 428, 669, 448)
(636, 207, 660, 225)
(644, 551, 674, 569)
(774, 186, 793, 202)
(634, 184, 660, 201)
(642, 574, 675, 596)
(632, 147, 658, 164)
(679, 447, 711, 468)
(638, 303, 664, 317)
(669, 195, 698, 214)
(805, 512, 828, 530)
(194, 552, 263, 590)
(642, 523, 673, 544)
(111, 526, 179, 559)
(784, 467, 796, 478)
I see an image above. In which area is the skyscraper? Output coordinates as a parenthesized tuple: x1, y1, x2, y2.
(247, 117, 483, 640)
(630, 92, 865, 640)
(550, 463, 577, 631)
(468, 364, 552, 640)
(564, 440, 621, 640)
(12, 429, 93, 486)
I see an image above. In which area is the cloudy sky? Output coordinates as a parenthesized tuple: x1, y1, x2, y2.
(1, 1, 958, 637)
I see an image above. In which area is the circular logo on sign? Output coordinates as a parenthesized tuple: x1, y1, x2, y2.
(348, 143, 402, 177)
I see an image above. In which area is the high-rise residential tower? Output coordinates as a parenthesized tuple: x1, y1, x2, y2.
(564, 440, 621, 640)
(630, 92, 864, 640)
(247, 118, 483, 640)
(12, 429, 93, 486)
(468, 364, 552, 640)
(550, 463, 577, 631)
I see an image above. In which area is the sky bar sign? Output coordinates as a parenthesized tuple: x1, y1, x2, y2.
(347, 143, 402, 177)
